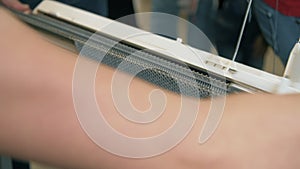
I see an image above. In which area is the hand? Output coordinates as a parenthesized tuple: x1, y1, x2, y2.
(1, 0, 30, 12)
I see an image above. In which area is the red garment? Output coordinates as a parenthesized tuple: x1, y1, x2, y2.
(264, 0, 300, 17)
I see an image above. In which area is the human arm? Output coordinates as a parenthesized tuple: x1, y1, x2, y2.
(0, 7, 300, 169)
(0, 0, 30, 12)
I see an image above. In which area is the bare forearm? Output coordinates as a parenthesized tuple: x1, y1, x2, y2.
(0, 7, 300, 169)
(0, 8, 198, 169)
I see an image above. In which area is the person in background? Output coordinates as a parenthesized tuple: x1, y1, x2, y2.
(151, 0, 216, 45)
(1, 0, 29, 11)
(2, 0, 137, 24)
(150, 0, 180, 39)
(253, 0, 300, 66)
(1, 0, 108, 15)
(107, 0, 136, 26)
(211, 0, 267, 69)
(150, 0, 267, 69)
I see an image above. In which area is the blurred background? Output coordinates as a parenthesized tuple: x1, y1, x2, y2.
(133, 0, 286, 75)
(15, 0, 290, 76)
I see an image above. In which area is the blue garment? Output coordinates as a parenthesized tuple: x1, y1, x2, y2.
(20, 0, 108, 16)
(253, 0, 300, 65)
(187, 0, 217, 52)
(151, 0, 179, 39)
(151, 0, 216, 52)
(213, 0, 265, 69)
(1, 156, 12, 169)
(150, 0, 265, 69)
(189, 0, 216, 45)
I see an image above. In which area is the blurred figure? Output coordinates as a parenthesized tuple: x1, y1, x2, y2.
(212, 0, 267, 69)
(150, 0, 217, 52)
(151, 0, 180, 39)
(150, 0, 267, 69)
(188, 0, 217, 46)
(107, 0, 136, 26)
(20, 0, 136, 26)
(4, 0, 136, 22)
(1, 0, 30, 12)
(20, 0, 108, 16)
(253, 0, 300, 65)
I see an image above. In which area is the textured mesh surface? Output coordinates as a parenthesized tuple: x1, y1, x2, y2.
(14, 10, 228, 98)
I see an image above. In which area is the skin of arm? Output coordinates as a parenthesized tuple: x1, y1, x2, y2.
(0, 0, 30, 12)
(0, 7, 300, 169)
